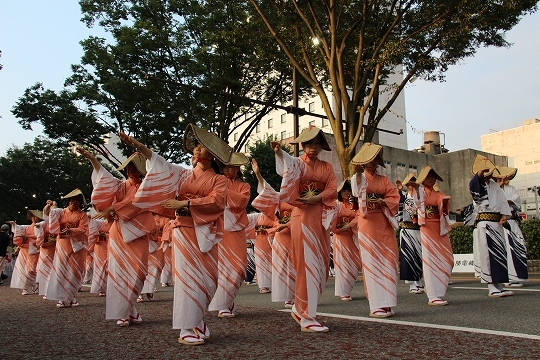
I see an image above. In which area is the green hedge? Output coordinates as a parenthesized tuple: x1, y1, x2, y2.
(449, 219, 540, 259)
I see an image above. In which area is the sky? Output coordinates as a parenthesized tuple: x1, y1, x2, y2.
(1, 2, 539, 156)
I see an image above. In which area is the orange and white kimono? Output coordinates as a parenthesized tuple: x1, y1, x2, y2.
(413, 186, 453, 301)
(91, 166, 156, 320)
(141, 222, 163, 295)
(88, 218, 109, 295)
(351, 171, 400, 312)
(252, 180, 295, 303)
(36, 228, 55, 297)
(11, 222, 44, 292)
(208, 177, 250, 312)
(330, 201, 360, 298)
(252, 212, 274, 291)
(159, 218, 174, 286)
(276, 152, 337, 321)
(46, 208, 89, 302)
(132, 153, 226, 330)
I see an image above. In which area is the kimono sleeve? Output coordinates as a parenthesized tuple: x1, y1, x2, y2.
(252, 180, 280, 219)
(91, 166, 124, 211)
(12, 224, 30, 246)
(133, 152, 191, 217)
(276, 151, 304, 203)
(224, 181, 250, 231)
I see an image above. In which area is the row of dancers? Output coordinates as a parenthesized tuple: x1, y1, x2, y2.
(3, 124, 527, 345)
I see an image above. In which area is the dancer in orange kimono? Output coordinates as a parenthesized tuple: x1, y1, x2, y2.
(44, 190, 89, 308)
(251, 158, 296, 308)
(351, 143, 400, 318)
(330, 180, 361, 302)
(88, 216, 110, 296)
(77, 149, 156, 326)
(209, 152, 250, 317)
(252, 212, 274, 295)
(121, 124, 230, 345)
(272, 126, 337, 332)
(411, 166, 453, 306)
(8, 210, 46, 295)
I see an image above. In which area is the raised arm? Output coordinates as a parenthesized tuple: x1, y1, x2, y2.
(119, 132, 152, 160)
(270, 141, 283, 162)
(251, 158, 265, 189)
(76, 147, 102, 171)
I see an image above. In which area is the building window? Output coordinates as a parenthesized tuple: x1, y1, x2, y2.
(409, 165, 417, 170)
(309, 120, 315, 127)
(233, 133, 238, 141)
(256, 123, 261, 133)
(281, 114, 286, 124)
(397, 162, 406, 168)
(322, 118, 329, 127)
(268, 118, 273, 129)
(309, 102, 315, 112)
(281, 131, 287, 140)
(384, 160, 392, 167)
(245, 144, 249, 153)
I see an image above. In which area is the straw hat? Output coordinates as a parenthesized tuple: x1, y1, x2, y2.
(289, 126, 331, 151)
(351, 142, 385, 167)
(62, 188, 87, 205)
(26, 209, 44, 220)
(118, 152, 147, 176)
(225, 152, 249, 166)
(415, 165, 443, 184)
(402, 173, 417, 186)
(471, 155, 499, 177)
(493, 166, 517, 180)
(183, 123, 233, 164)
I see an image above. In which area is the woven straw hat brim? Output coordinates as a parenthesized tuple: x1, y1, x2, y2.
(62, 188, 87, 205)
(117, 152, 147, 176)
(351, 142, 384, 167)
(289, 126, 331, 151)
(26, 210, 44, 220)
(225, 152, 249, 166)
(471, 155, 498, 177)
(402, 173, 417, 185)
(493, 166, 517, 180)
(183, 124, 233, 164)
(416, 165, 443, 184)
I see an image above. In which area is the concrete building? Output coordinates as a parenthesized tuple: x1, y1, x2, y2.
(230, 72, 408, 153)
(481, 118, 540, 218)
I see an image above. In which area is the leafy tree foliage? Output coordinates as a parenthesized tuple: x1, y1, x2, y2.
(248, 0, 538, 177)
(12, 0, 305, 166)
(0, 137, 96, 223)
(242, 135, 291, 212)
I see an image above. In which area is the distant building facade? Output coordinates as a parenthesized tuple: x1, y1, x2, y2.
(481, 118, 540, 218)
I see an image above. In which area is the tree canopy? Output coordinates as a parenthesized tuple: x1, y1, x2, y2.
(248, 0, 538, 177)
(12, 0, 307, 166)
(0, 137, 96, 223)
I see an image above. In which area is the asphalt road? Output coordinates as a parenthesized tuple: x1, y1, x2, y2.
(1, 273, 539, 359)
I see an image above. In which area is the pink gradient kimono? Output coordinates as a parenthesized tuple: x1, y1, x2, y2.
(413, 186, 453, 300)
(91, 167, 156, 320)
(252, 212, 274, 291)
(46, 208, 89, 302)
(36, 230, 55, 297)
(159, 218, 173, 286)
(11, 222, 44, 291)
(330, 201, 361, 298)
(252, 181, 295, 303)
(209, 178, 250, 312)
(132, 153, 226, 330)
(276, 152, 337, 321)
(88, 218, 109, 294)
(351, 171, 400, 311)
